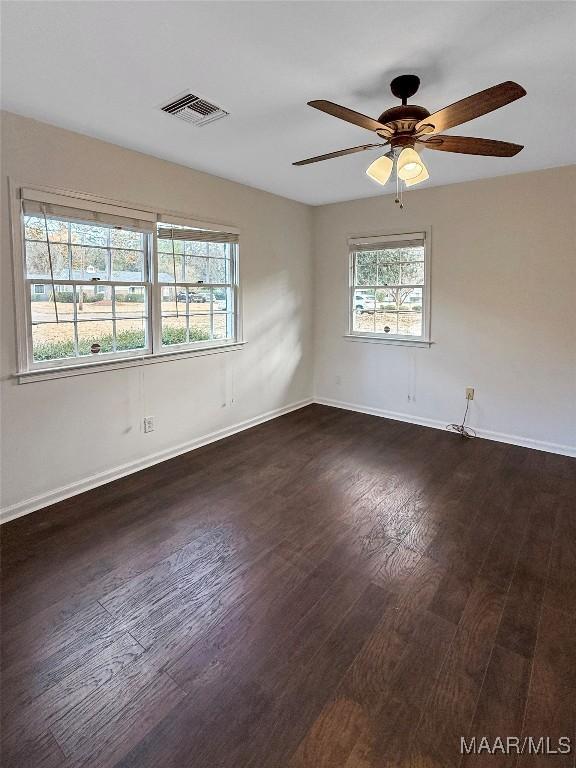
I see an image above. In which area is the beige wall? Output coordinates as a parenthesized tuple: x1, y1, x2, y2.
(2, 111, 574, 520)
(313, 166, 576, 454)
(0, 111, 314, 518)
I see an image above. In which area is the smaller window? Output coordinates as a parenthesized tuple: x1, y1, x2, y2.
(33, 284, 46, 295)
(156, 223, 238, 349)
(349, 231, 430, 343)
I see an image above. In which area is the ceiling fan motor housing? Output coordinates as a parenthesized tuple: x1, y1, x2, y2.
(377, 105, 431, 144)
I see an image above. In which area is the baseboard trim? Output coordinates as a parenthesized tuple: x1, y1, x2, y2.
(0, 398, 313, 525)
(3, 394, 574, 524)
(314, 396, 576, 458)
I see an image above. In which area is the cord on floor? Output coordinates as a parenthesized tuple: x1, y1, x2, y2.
(446, 397, 476, 439)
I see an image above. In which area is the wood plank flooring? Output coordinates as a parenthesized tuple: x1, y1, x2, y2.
(1, 404, 575, 768)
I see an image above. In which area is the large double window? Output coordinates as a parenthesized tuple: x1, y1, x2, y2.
(349, 231, 430, 344)
(14, 188, 240, 374)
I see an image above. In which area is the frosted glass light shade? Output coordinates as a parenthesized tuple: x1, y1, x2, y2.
(404, 161, 429, 187)
(366, 154, 394, 185)
(397, 147, 424, 181)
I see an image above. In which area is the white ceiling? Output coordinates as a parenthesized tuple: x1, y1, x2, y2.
(2, 1, 575, 205)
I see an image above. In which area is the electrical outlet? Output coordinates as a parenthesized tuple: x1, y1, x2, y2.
(143, 416, 155, 433)
(466, 387, 475, 401)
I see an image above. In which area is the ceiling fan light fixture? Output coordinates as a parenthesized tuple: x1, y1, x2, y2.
(397, 147, 424, 180)
(404, 160, 429, 187)
(366, 153, 394, 185)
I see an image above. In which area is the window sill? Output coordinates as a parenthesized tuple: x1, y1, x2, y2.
(15, 341, 246, 384)
(343, 334, 433, 348)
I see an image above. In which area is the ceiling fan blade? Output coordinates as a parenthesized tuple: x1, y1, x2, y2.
(416, 81, 526, 135)
(308, 100, 393, 135)
(293, 143, 387, 166)
(418, 135, 524, 156)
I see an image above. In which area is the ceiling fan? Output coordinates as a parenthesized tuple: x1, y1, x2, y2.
(294, 75, 526, 204)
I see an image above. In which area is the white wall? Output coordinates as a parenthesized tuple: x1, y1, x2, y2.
(313, 166, 576, 455)
(0, 112, 314, 518)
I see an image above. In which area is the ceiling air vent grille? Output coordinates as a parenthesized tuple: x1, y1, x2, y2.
(161, 92, 229, 127)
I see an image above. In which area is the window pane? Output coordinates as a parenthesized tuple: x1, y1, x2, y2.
(71, 246, 108, 279)
(24, 216, 47, 242)
(183, 240, 207, 258)
(115, 318, 147, 351)
(31, 284, 75, 323)
(378, 246, 424, 264)
(110, 230, 143, 250)
(32, 322, 76, 361)
(76, 285, 113, 319)
(161, 284, 178, 313)
(25, 242, 69, 279)
(355, 253, 377, 285)
(185, 256, 209, 283)
(378, 263, 401, 285)
(158, 252, 181, 282)
(399, 246, 424, 262)
(376, 288, 398, 310)
(208, 259, 229, 284)
(353, 289, 376, 313)
(189, 314, 211, 342)
(399, 287, 422, 309)
(114, 286, 147, 318)
(186, 288, 210, 312)
(375, 311, 399, 335)
(111, 249, 145, 281)
(161, 315, 188, 346)
(78, 320, 114, 356)
(213, 287, 232, 313)
(213, 313, 234, 340)
(208, 241, 229, 259)
(352, 309, 375, 333)
(397, 311, 422, 336)
(70, 222, 108, 247)
(400, 262, 424, 285)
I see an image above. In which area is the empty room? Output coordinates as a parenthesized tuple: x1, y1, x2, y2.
(1, 1, 575, 766)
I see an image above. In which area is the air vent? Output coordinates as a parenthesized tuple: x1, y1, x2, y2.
(160, 92, 229, 127)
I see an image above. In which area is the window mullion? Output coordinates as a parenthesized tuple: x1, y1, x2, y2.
(112, 285, 117, 353)
(73, 284, 79, 357)
(149, 231, 161, 355)
(67, 221, 72, 279)
(209, 288, 214, 340)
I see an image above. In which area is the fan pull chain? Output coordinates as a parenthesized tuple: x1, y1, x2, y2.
(42, 205, 60, 323)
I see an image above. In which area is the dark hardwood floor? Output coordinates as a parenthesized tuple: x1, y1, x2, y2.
(1, 404, 575, 768)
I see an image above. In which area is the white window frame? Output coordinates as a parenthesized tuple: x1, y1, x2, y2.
(154, 220, 238, 355)
(346, 228, 432, 348)
(33, 283, 46, 295)
(9, 181, 244, 382)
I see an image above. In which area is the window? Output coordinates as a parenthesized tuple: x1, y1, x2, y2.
(348, 231, 430, 344)
(14, 188, 240, 375)
(156, 224, 236, 348)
